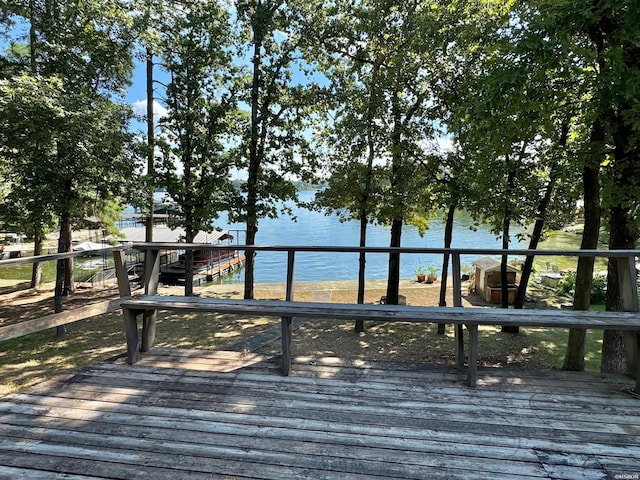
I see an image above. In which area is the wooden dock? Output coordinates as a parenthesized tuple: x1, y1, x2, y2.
(160, 254, 245, 285)
(0, 348, 639, 479)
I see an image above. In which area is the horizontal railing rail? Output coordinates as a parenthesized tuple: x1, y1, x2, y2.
(122, 243, 640, 392)
(0, 244, 133, 342)
(130, 242, 640, 257)
(0, 243, 132, 267)
(2, 242, 639, 343)
(129, 243, 640, 311)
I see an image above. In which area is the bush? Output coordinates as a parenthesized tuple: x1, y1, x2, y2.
(555, 271, 607, 304)
(556, 271, 576, 296)
(590, 274, 607, 304)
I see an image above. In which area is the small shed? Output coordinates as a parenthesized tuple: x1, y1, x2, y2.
(472, 257, 519, 304)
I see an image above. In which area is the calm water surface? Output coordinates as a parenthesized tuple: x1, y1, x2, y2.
(220, 191, 542, 284)
(0, 191, 585, 284)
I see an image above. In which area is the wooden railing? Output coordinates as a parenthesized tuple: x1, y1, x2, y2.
(0, 244, 131, 342)
(3, 242, 639, 380)
(121, 243, 640, 390)
(128, 242, 639, 309)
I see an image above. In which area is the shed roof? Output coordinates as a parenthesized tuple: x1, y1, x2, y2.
(472, 256, 519, 273)
(117, 226, 230, 244)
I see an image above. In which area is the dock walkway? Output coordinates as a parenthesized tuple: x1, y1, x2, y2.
(1, 348, 639, 479)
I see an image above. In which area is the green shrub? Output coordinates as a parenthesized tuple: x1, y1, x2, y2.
(590, 274, 607, 304)
(556, 271, 576, 295)
(555, 271, 607, 304)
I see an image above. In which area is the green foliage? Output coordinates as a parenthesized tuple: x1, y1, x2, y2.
(590, 275, 607, 304)
(0, 0, 135, 235)
(556, 271, 576, 296)
(155, 2, 237, 242)
(556, 271, 607, 305)
(0, 72, 133, 238)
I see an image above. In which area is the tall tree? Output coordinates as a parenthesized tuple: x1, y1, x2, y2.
(309, 2, 388, 326)
(374, 0, 438, 305)
(128, 0, 167, 249)
(1, 0, 135, 331)
(311, 0, 438, 306)
(427, 0, 512, 317)
(595, 3, 640, 374)
(156, 1, 237, 296)
(446, 0, 580, 331)
(553, 0, 640, 373)
(233, 0, 318, 299)
(0, 74, 58, 287)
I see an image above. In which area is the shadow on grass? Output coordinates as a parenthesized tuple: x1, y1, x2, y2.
(0, 281, 607, 396)
(0, 308, 281, 396)
(0, 282, 32, 295)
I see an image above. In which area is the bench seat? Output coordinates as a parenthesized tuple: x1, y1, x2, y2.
(121, 295, 640, 387)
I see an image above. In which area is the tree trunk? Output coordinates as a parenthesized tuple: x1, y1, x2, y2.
(183, 112, 194, 297)
(386, 218, 403, 305)
(55, 207, 73, 336)
(602, 205, 636, 373)
(146, 48, 155, 242)
(501, 169, 517, 333)
(355, 60, 381, 331)
(563, 159, 601, 370)
(385, 94, 403, 306)
(184, 228, 195, 297)
(244, 16, 263, 301)
(355, 210, 367, 332)
(601, 99, 639, 373)
(244, 223, 257, 300)
(514, 124, 566, 310)
(500, 229, 512, 325)
(437, 203, 456, 334)
(30, 227, 44, 289)
(29, 0, 37, 72)
(602, 250, 627, 373)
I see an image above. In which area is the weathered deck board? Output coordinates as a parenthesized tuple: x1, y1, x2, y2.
(0, 349, 638, 480)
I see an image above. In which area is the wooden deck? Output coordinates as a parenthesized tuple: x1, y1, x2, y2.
(0, 349, 639, 480)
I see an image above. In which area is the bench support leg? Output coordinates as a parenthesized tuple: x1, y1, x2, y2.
(123, 308, 140, 365)
(466, 324, 478, 387)
(281, 316, 293, 376)
(455, 324, 465, 372)
(141, 310, 157, 352)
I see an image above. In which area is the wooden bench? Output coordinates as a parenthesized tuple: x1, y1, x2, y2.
(120, 295, 640, 388)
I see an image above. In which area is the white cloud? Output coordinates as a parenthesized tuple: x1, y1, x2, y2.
(131, 99, 168, 124)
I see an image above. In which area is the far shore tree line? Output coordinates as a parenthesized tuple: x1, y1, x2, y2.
(0, 1, 638, 374)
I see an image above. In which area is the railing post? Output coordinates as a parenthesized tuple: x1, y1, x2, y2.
(144, 247, 160, 295)
(452, 252, 462, 308)
(114, 247, 139, 364)
(618, 253, 640, 393)
(113, 250, 140, 365)
(282, 250, 295, 375)
(112, 249, 131, 298)
(452, 252, 465, 373)
(141, 247, 160, 352)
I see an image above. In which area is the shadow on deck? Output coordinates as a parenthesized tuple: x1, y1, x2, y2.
(0, 348, 639, 479)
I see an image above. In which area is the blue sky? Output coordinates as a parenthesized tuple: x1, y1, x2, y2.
(125, 57, 170, 134)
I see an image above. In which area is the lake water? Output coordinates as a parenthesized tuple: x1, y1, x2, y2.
(0, 191, 584, 284)
(218, 190, 542, 284)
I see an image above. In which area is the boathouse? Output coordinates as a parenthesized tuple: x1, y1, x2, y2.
(116, 226, 244, 284)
